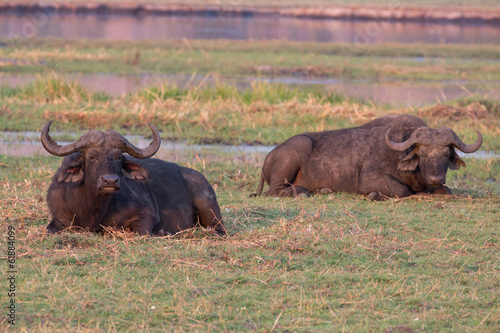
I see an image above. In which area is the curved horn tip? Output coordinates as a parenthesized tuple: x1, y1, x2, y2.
(472, 129, 483, 149)
(147, 123, 161, 143)
(475, 129, 483, 144)
(384, 127, 418, 152)
(42, 121, 53, 132)
(147, 123, 159, 133)
(456, 129, 483, 153)
(119, 123, 161, 159)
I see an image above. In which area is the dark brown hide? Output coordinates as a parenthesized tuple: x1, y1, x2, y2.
(43, 122, 225, 235)
(254, 114, 482, 200)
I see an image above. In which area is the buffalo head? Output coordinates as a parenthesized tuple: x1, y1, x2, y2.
(385, 127, 482, 188)
(41, 121, 161, 194)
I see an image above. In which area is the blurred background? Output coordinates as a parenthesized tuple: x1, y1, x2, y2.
(1, 0, 499, 107)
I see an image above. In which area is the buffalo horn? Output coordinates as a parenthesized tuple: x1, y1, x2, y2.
(453, 130, 483, 153)
(385, 128, 419, 152)
(41, 121, 90, 156)
(117, 123, 161, 159)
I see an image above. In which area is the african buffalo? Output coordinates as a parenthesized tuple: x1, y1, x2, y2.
(253, 114, 482, 200)
(42, 121, 225, 235)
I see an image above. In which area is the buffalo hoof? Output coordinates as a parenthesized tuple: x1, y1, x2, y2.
(46, 220, 67, 234)
(317, 188, 333, 195)
(155, 229, 173, 237)
(215, 226, 227, 236)
(367, 191, 388, 201)
(431, 186, 451, 195)
(46, 225, 58, 234)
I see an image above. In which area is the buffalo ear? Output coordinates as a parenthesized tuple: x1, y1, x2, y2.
(122, 158, 149, 180)
(56, 165, 84, 183)
(55, 154, 85, 183)
(449, 150, 466, 170)
(398, 148, 419, 171)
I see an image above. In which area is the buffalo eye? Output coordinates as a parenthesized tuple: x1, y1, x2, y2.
(88, 153, 99, 161)
(86, 148, 103, 161)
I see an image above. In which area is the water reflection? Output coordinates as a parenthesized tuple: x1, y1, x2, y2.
(1, 14, 499, 44)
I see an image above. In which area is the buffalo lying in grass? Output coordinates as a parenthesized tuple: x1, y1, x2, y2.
(42, 122, 225, 235)
(254, 114, 482, 200)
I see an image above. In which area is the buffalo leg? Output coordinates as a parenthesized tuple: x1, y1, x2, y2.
(156, 207, 193, 235)
(270, 184, 310, 197)
(46, 219, 68, 234)
(360, 172, 411, 200)
(128, 211, 161, 235)
(262, 135, 313, 197)
(180, 167, 225, 235)
(429, 185, 451, 195)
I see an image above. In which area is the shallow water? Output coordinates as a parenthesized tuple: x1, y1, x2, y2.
(0, 132, 497, 159)
(1, 72, 499, 107)
(2, 14, 500, 44)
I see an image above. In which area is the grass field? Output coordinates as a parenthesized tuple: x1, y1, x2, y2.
(2, 39, 500, 83)
(0, 76, 499, 331)
(1, 143, 499, 331)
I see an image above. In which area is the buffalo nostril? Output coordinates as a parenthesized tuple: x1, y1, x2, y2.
(101, 174, 120, 186)
(429, 175, 444, 184)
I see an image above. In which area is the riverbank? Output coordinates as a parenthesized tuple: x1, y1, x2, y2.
(2, 1, 500, 24)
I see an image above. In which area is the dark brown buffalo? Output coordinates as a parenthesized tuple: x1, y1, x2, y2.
(253, 114, 482, 200)
(42, 121, 225, 235)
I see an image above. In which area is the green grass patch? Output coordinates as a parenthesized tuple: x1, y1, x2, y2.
(2, 39, 500, 82)
(1, 150, 498, 331)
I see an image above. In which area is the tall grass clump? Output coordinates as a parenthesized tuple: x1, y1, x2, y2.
(25, 75, 86, 102)
(138, 81, 345, 105)
(239, 81, 345, 105)
(0, 74, 110, 103)
(139, 85, 189, 102)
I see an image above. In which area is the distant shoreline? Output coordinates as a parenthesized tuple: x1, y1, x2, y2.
(2, 2, 500, 24)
